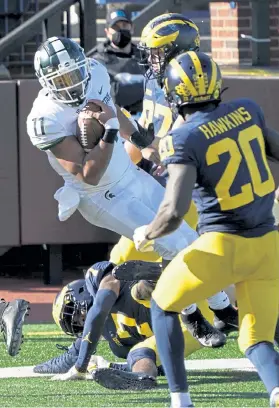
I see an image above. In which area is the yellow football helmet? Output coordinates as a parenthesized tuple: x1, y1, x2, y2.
(138, 13, 200, 82)
(164, 51, 222, 111)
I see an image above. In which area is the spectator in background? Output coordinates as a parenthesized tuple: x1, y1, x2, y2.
(88, 9, 145, 117)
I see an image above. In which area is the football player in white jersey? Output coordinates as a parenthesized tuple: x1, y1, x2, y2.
(27, 36, 200, 263)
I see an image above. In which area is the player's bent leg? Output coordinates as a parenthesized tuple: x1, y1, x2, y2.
(92, 338, 158, 391)
(181, 307, 226, 348)
(153, 233, 234, 313)
(109, 200, 198, 267)
(129, 301, 217, 370)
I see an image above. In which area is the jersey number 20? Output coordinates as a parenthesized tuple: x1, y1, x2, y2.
(206, 124, 275, 211)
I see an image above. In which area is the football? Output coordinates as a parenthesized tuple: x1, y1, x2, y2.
(76, 102, 105, 151)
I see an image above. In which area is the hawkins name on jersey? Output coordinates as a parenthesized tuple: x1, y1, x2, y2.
(26, 59, 131, 193)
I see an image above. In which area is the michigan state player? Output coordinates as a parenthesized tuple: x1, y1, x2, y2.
(110, 13, 238, 344)
(133, 50, 279, 407)
(34, 261, 215, 389)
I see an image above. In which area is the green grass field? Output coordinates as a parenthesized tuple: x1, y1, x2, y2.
(0, 324, 268, 407)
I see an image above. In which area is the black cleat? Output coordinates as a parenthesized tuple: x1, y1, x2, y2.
(181, 308, 226, 348)
(212, 305, 239, 334)
(0, 299, 30, 357)
(92, 368, 157, 390)
(112, 260, 162, 282)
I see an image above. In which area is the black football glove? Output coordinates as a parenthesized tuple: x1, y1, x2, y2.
(129, 122, 155, 150)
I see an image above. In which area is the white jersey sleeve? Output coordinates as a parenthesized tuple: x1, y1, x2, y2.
(87, 58, 116, 111)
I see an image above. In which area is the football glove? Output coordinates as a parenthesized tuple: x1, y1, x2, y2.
(51, 365, 87, 381)
(130, 122, 155, 150)
(133, 225, 155, 252)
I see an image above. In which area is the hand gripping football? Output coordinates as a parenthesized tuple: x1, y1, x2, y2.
(76, 102, 105, 151)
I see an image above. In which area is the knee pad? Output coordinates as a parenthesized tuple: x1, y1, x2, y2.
(127, 347, 157, 371)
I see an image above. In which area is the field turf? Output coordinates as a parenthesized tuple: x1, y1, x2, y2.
(0, 324, 268, 407)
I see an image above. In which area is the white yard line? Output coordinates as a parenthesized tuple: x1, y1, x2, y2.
(0, 358, 255, 379)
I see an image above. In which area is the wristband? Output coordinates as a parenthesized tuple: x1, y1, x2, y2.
(102, 129, 118, 144)
(105, 118, 120, 130)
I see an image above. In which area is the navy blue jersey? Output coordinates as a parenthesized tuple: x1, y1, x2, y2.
(85, 262, 153, 351)
(161, 98, 276, 237)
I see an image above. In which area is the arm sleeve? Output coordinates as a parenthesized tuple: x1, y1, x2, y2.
(75, 288, 118, 372)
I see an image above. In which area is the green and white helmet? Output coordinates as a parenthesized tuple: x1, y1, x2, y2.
(34, 36, 90, 106)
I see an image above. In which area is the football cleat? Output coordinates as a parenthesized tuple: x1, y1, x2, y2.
(212, 305, 239, 334)
(92, 368, 157, 390)
(181, 308, 226, 348)
(0, 299, 30, 357)
(112, 260, 162, 282)
(33, 343, 78, 374)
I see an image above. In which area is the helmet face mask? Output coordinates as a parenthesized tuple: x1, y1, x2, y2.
(143, 47, 166, 81)
(52, 279, 92, 337)
(39, 59, 90, 104)
(34, 37, 91, 106)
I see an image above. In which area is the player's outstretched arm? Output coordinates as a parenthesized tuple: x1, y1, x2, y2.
(116, 105, 155, 151)
(74, 274, 120, 373)
(145, 163, 196, 240)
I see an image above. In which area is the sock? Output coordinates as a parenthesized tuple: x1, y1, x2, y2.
(207, 291, 230, 310)
(246, 341, 279, 394)
(171, 392, 193, 407)
(151, 298, 188, 392)
(181, 304, 197, 316)
(69, 337, 82, 355)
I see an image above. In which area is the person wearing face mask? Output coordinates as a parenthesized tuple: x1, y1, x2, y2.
(88, 9, 145, 117)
